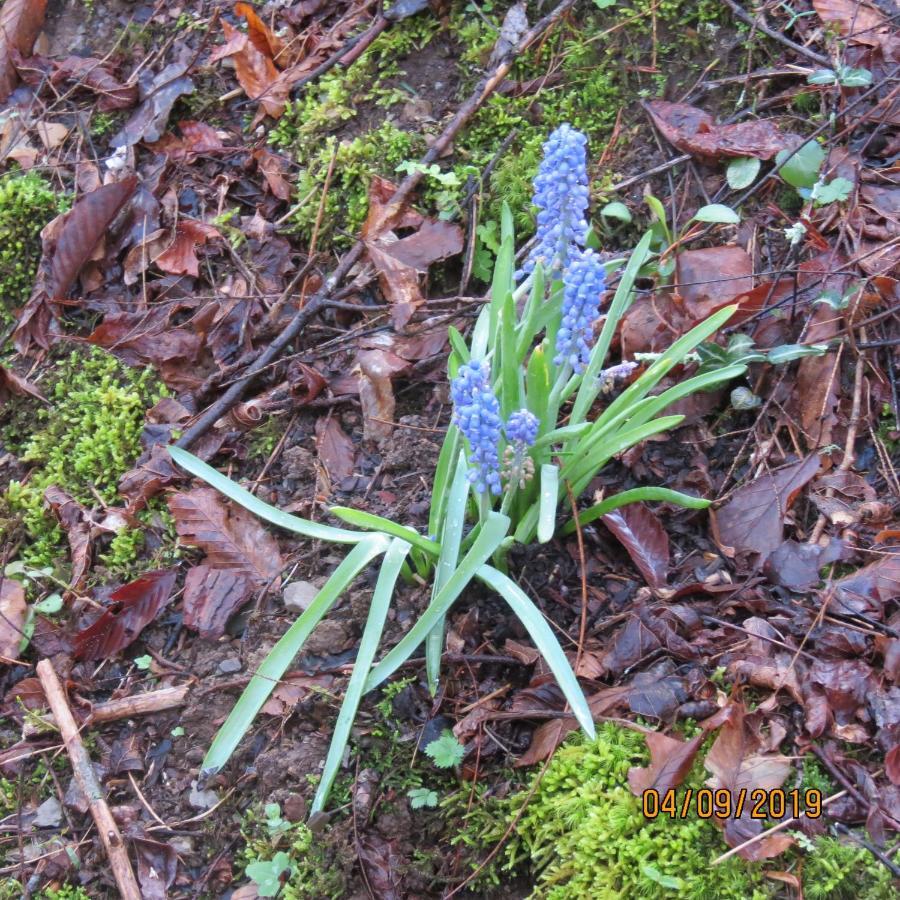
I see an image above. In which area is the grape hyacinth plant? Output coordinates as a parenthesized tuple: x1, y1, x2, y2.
(169, 125, 746, 814)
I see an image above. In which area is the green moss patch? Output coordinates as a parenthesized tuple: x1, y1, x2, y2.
(2, 347, 167, 569)
(0, 173, 68, 321)
(456, 725, 895, 899)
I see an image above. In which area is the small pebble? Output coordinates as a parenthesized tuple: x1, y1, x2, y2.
(217, 657, 242, 675)
(283, 580, 318, 612)
(32, 796, 62, 828)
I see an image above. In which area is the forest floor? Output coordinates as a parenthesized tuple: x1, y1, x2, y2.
(1, 0, 899, 897)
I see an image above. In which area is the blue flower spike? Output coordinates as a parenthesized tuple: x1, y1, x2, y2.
(554, 247, 607, 374)
(520, 123, 590, 278)
(450, 360, 503, 495)
(503, 409, 539, 489)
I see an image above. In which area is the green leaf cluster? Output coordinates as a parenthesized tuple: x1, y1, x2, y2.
(239, 804, 346, 899)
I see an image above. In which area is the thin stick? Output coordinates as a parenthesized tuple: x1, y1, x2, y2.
(720, 0, 829, 66)
(174, 0, 577, 451)
(712, 787, 848, 864)
(89, 683, 190, 723)
(36, 659, 141, 900)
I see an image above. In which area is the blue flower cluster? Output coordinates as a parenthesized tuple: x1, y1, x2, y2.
(520, 124, 590, 278)
(505, 409, 539, 449)
(554, 248, 607, 373)
(451, 360, 502, 494)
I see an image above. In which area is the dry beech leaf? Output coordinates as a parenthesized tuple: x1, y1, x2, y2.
(812, 0, 890, 47)
(49, 176, 138, 299)
(50, 56, 136, 110)
(628, 731, 704, 796)
(0, 364, 45, 403)
(0, 0, 47, 101)
(155, 219, 221, 277)
(253, 147, 292, 200)
(712, 456, 820, 559)
(235, 1, 287, 62)
(601, 503, 670, 589)
(111, 61, 194, 147)
(169, 486, 283, 638)
(315, 416, 356, 482)
(356, 347, 408, 446)
(645, 101, 796, 162)
(148, 121, 225, 160)
(43, 486, 92, 593)
(74, 569, 178, 660)
(704, 703, 793, 859)
(168, 488, 284, 585)
(182, 565, 253, 640)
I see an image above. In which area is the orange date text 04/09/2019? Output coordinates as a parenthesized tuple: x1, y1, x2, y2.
(641, 788, 823, 820)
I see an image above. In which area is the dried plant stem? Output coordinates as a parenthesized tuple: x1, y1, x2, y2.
(36, 659, 141, 900)
(809, 328, 867, 542)
(712, 787, 848, 865)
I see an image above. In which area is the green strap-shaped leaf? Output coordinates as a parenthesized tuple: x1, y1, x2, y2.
(537, 463, 558, 544)
(428, 425, 461, 539)
(201, 535, 390, 776)
(363, 512, 510, 692)
(574, 304, 738, 453)
(329, 507, 439, 557)
(500, 288, 524, 417)
(425, 453, 470, 693)
(168, 446, 363, 544)
(312, 537, 411, 814)
(477, 565, 595, 739)
(561, 487, 710, 535)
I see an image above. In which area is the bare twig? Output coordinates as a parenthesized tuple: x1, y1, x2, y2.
(720, 0, 829, 66)
(36, 659, 141, 900)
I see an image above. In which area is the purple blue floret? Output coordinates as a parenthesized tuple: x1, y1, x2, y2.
(554, 248, 607, 373)
(520, 123, 590, 278)
(450, 360, 503, 495)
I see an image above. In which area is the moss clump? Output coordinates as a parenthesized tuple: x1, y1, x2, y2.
(803, 837, 894, 899)
(452, 725, 896, 899)
(2, 348, 167, 569)
(500, 724, 770, 898)
(0, 173, 67, 320)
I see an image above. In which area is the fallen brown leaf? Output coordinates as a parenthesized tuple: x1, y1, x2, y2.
(315, 416, 356, 483)
(74, 569, 178, 660)
(182, 565, 254, 640)
(601, 503, 670, 589)
(155, 219, 221, 277)
(0, 364, 45, 403)
(712, 456, 821, 560)
(645, 100, 797, 163)
(43, 486, 92, 593)
(168, 488, 284, 585)
(0, 0, 46, 102)
(49, 176, 138, 300)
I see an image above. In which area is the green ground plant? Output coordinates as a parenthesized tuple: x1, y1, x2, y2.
(0, 173, 67, 321)
(238, 802, 347, 899)
(2, 348, 167, 569)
